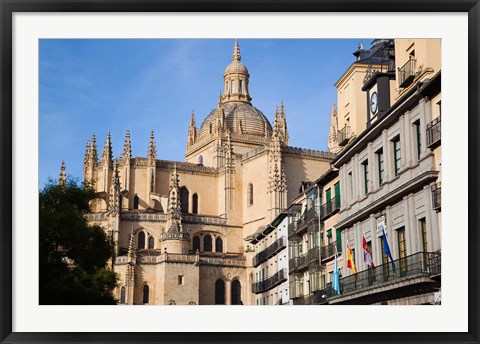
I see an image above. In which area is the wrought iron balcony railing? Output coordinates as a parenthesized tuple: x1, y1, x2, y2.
(320, 196, 340, 220)
(321, 240, 339, 261)
(307, 246, 320, 265)
(295, 207, 319, 233)
(337, 125, 351, 147)
(289, 253, 308, 272)
(426, 115, 441, 148)
(431, 182, 441, 211)
(253, 236, 287, 267)
(252, 268, 288, 294)
(398, 58, 416, 88)
(287, 221, 297, 236)
(329, 251, 441, 297)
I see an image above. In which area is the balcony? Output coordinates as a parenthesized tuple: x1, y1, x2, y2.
(431, 182, 441, 211)
(295, 207, 319, 234)
(321, 240, 339, 261)
(320, 196, 341, 220)
(252, 268, 288, 294)
(289, 253, 308, 272)
(337, 125, 351, 147)
(253, 236, 287, 267)
(287, 221, 297, 237)
(328, 251, 441, 304)
(398, 58, 416, 88)
(307, 246, 320, 265)
(291, 289, 334, 305)
(426, 116, 441, 148)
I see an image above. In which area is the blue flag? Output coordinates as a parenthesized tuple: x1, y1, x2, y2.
(382, 225, 396, 272)
(332, 252, 341, 295)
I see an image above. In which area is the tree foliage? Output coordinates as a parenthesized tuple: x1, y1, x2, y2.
(39, 179, 118, 304)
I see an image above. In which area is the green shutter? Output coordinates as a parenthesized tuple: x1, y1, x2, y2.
(326, 188, 332, 213)
(336, 230, 342, 253)
(334, 182, 340, 208)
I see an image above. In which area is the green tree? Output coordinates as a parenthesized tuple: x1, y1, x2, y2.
(39, 179, 118, 304)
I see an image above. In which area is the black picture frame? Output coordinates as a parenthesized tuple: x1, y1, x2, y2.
(1, 1, 478, 343)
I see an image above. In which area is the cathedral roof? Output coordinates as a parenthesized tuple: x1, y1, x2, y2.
(197, 101, 273, 140)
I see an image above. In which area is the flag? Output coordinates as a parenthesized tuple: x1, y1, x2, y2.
(362, 234, 374, 268)
(382, 224, 396, 272)
(332, 252, 341, 295)
(346, 242, 357, 273)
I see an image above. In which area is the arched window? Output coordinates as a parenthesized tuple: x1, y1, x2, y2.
(180, 187, 189, 213)
(215, 279, 225, 305)
(247, 183, 254, 206)
(193, 236, 200, 252)
(138, 231, 145, 250)
(215, 237, 223, 253)
(120, 286, 126, 304)
(231, 280, 241, 305)
(198, 155, 203, 165)
(143, 285, 149, 304)
(192, 193, 199, 214)
(204, 235, 212, 252)
(148, 236, 154, 249)
(133, 195, 139, 209)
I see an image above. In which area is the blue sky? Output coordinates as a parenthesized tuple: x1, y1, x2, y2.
(39, 39, 368, 187)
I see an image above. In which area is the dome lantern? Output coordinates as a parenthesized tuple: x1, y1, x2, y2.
(222, 40, 252, 104)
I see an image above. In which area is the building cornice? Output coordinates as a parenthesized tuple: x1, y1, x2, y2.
(334, 170, 439, 231)
(334, 63, 382, 89)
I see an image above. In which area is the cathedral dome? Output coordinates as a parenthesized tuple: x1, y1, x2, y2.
(198, 101, 272, 139)
(224, 60, 249, 76)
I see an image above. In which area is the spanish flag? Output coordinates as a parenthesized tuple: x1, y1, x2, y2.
(346, 242, 357, 273)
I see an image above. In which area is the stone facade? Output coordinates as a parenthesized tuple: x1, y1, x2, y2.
(326, 39, 441, 305)
(79, 40, 333, 305)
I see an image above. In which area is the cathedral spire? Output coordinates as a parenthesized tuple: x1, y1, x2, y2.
(279, 101, 289, 145)
(125, 226, 136, 295)
(84, 140, 91, 166)
(189, 110, 196, 128)
(108, 160, 121, 216)
(101, 131, 113, 167)
(328, 102, 339, 153)
(123, 129, 132, 162)
(232, 39, 241, 62)
(147, 130, 157, 165)
(58, 160, 66, 186)
(84, 134, 97, 182)
(166, 164, 183, 234)
(127, 227, 136, 261)
(90, 134, 98, 164)
(187, 111, 197, 147)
